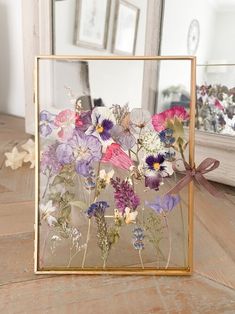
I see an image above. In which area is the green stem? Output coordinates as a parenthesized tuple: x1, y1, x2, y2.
(42, 171, 52, 199)
(81, 218, 91, 268)
(139, 250, 144, 269)
(81, 161, 101, 268)
(164, 216, 172, 269)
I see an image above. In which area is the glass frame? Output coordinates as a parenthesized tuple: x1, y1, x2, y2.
(34, 55, 196, 275)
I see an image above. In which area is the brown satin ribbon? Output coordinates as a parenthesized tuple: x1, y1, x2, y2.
(167, 158, 224, 198)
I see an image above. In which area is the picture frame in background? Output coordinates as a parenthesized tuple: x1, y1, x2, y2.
(112, 0, 140, 55)
(35, 56, 196, 275)
(75, 0, 111, 50)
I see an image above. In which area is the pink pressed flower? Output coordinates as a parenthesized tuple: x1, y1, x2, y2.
(214, 99, 224, 111)
(152, 106, 189, 132)
(54, 109, 76, 140)
(101, 143, 133, 170)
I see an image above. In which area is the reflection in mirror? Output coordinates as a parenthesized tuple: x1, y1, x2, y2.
(160, 0, 235, 136)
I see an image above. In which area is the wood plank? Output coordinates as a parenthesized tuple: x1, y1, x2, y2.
(194, 215, 235, 289)
(0, 232, 52, 286)
(0, 201, 34, 236)
(0, 274, 234, 313)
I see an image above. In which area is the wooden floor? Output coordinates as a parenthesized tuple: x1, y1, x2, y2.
(0, 114, 235, 313)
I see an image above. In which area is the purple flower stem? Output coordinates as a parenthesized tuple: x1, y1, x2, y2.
(164, 215, 172, 269)
(81, 161, 101, 269)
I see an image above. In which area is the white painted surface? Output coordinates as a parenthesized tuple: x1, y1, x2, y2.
(0, 0, 25, 117)
(54, 0, 147, 109)
(159, 0, 216, 110)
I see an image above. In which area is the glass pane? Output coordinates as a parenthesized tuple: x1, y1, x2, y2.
(37, 58, 193, 272)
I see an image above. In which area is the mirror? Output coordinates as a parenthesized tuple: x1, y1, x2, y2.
(160, 0, 235, 136)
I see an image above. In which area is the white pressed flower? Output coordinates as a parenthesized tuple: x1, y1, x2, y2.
(114, 208, 122, 219)
(99, 169, 114, 184)
(140, 130, 164, 154)
(40, 200, 57, 226)
(5, 146, 27, 170)
(161, 161, 174, 177)
(21, 139, 35, 168)
(124, 207, 138, 224)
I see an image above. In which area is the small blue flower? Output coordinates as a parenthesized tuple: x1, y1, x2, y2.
(133, 227, 144, 241)
(86, 201, 109, 218)
(132, 227, 144, 250)
(146, 194, 180, 215)
(159, 128, 175, 146)
(133, 240, 144, 250)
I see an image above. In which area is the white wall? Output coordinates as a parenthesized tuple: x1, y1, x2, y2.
(54, 0, 147, 109)
(159, 0, 235, 100)
(159, 0, 216, 94)
(0, 0, 25, 117)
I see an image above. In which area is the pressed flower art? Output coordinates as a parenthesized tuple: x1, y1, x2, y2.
(35, 57, 197, 274)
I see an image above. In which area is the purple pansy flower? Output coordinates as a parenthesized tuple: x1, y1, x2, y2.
(145, 154, 166, 171)
(146, 194, 180, 215)
(111, 177, 140, 214)
(39, 110, 56, 137)
(40, 143, 62, 175)
(86, 107, 115, 141)
(144, 154, 172, 190)
(68, 130, 102, 177)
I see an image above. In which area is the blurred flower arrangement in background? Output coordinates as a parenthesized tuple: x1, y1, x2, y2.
(196, 84, 235, 135)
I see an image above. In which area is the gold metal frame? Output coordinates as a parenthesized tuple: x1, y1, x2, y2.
(34, 55, 196, 275)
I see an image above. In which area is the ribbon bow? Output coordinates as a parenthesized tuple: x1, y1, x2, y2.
(167, 158, 224, 198)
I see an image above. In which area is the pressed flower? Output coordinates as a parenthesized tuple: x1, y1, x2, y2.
(21, 139, 35, 168)
(152, 106, 189, 132)
(40, 200, 58, 226)
(159, 128, 175, 147)
(39, 110, 56, 137)
(130, 108, 153, 134)
(124, 207, 138, 224)
(101, 143, 133, 170)
(144, 154, 173, 190)
(139, 130, 164, 154)
(86, 201, 109, 218)
(146, 194, 180, 215)
(86, 107, 115, 141)
(75, 111, 92, 132)
(111, 125, 136, 150)
(68, 130, 102, 177)
(99, 169, 115, 184)
(5, 146, 27, 170)
(132, 227, 144, 250)
(111, 177, 140, 214)
(145, 154, 166, 171)
(40, 143, 62, 175)
(56, 143, 74, 165)
(54, 109, 76, 140)
(145, 172, 163, 190)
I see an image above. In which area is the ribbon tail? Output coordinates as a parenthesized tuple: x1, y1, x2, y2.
(195, 174, 225, 198)
(166, 175, 192, 195)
